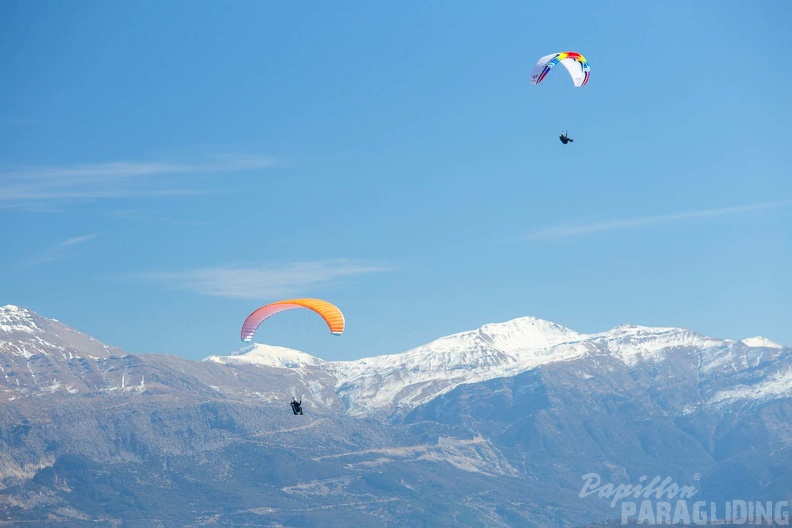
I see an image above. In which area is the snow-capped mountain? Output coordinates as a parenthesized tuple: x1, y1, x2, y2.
(5, 304, 789, 416)
(0, 304, 123, 360)
(330, 316, 587, 415)
(207, 343, 326, 369)
(742, 336, 783, 349)
(0, 305, 133, 399)
(0, 305, 342, 406)
(2, 305, 791, 526)
(204, 313, 791, 416)
(588, 323, 721, 365)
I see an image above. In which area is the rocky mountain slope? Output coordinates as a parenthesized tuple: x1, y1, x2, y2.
(1, 304, 790, 527)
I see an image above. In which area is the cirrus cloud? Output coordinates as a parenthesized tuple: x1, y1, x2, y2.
(0, 154, 279, 207)
(527, 200, 792, 240)
(26, 234, 98, 266)
(135, 259, 393, 299)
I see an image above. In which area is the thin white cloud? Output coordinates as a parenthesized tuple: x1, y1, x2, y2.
(136, 259, 392, 299)
(527, 200, 792, 240)
(0, 154, 278, 204)
(27, 234, 98, 265)
(108, 209, 207, 226)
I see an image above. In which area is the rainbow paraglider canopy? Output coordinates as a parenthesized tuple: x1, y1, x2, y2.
(530, 51, 590, 87)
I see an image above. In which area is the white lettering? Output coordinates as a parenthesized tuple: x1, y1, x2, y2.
(638, 500, 656, 524)
(679, 484, 698, 500)
(733, 500, 747, 524)
(692, 501, 708, 525)
(756, 501, 772, 524)
(579, 473, 601, 498)
(672, 500, 691, 525)
(656, 502, 672, 524)
(776, 501, 789, 525)
(612, 483, 637, 506)
(621, 501, 637, 524)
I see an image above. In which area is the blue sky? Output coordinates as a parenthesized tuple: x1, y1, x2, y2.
(2, 1, 790, 361)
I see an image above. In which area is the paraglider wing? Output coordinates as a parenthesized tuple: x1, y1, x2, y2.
(240, 298, 345, 342)
(530, 51, 590, 87)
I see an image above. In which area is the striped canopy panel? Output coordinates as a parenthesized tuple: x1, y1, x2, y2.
(530, 51, 590, 87)
(240, 298, 345, 342)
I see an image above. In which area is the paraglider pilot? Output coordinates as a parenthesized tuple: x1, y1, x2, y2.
(290, 398, 303, 415)
(559, 131, 574, 144)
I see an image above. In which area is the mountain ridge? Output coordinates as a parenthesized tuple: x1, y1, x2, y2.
(4, 304, 790, 415)
(2, 304, 792, 526)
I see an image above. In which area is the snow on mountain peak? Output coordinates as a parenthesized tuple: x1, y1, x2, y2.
(393, 316, 583, 364)
(475, 316, 583, 353)
(0, 305, 40, 335)
(331, 316, 587, 415)
(593, 324, 719, 366)
(741, 336, 783, 349)
(328, 318, 788, 415)
(206, 343, 325, 369)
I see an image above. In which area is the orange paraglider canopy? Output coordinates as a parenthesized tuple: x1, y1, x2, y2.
(240, 298, 345, 342)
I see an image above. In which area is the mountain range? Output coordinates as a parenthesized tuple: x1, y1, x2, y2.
(1, 304, 790, 527)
